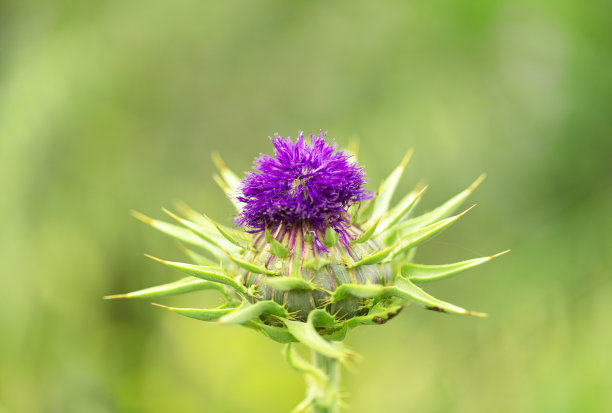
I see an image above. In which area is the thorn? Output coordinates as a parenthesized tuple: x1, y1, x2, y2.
(211, 152, 227, 172)
(144, 253, 165, 264)
(161, 207, 182, 222)
(103, 293, 127, 300)
(457, 204, 477, 217)
(413, 185, 428, 200)
(130, 210, 153, 224)
(347, 137, 360, 158)
(174, 200, 195, 217)
(212, 173, 228, 190)
(400, 148, 414, 168)
(286, 310, 300, 320)
(468, 173, 487, 192)
(490, 249, 511, 259)
(175, 241, 189, 253)
(151, 302, 171, 310)
(467, 311, 488, 318)
(206, 215, 224, 232)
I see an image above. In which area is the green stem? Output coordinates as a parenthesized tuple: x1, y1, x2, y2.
(311, 350, 341, 413)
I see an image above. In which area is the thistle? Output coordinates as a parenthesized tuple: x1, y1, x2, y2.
(107, 131, 507, 413)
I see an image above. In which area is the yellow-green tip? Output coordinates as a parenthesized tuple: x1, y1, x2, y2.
(468, 173, 487, 192)
(400, 148, 414, 169)
(103, 293, 128, 300)
(130, 210, 154, 225)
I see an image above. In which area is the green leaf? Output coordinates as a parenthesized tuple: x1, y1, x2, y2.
(375, 185, 427, 236)
(392, 206, 474, 258)
(303, 232, 314, 243)
(104, 277, 225, 300)
(265, 228, 291, 258)
(162, 208, 238, 253)
(392, 276, 486, 317)
(176, 243, 217, 266)
(284, 344, 320, 413)
(341, 301, 406, 329)
(145, 255, 249, 296)
(350, 218, 380, 244)
(324, 227, 339, 248)
(225, 253, 280, 276)
(364, 149, 413, 228)
(211, 152, 243, 211)
(206, 214, 251, 250)
(175, 201, 251, 245)
(284, 343, 327, 384)
(211, 152, 242, 194)
(398, 174, 485, 233)
(327, 277, 484, 317)
(402, 250, 509, 283)
(330, 284, 387, 302)
(347, 243, 395, 268)
(245, 320, 297, 343)
(131, 211, 224, 259)
(265, 277, 315, 291)
(303, 257, 331, 271)
(218, 300, 289, 325)
(283, 310, 355, 361)
(393, 245, 418, 263)
(353, 197, 375, 224)
(308, 309, 337, 328)
(152, 303, 234, 321)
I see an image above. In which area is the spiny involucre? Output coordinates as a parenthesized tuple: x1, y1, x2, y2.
(107, 131, 506, 409)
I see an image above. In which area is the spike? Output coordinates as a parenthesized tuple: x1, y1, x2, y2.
(398, 174, 485, 233)
(211, 152, 241, 191)
(104, 277, 225, 300)
(207, 214, 251, 249)
(364, 149, 413, 228)
(145, 254, 249, 296)
(375, 185, 427, 236)
(151, 303, 235, 321)
(403, 250, 509, 283)
(162, 208, 227, 250)
(392, 276, 486, 317)
(176, 242, 216, 266)
(392, 206, 475, 258)
(346, 244, 395, 268)
(225, 252, 280, 276)
(131, 210, 224, 258)
(350, 218, 381, 244)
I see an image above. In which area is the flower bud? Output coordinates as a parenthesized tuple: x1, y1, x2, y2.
(109, 131, 505, 354)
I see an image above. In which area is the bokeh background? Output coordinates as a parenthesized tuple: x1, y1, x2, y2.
(1, 1, 611, 412)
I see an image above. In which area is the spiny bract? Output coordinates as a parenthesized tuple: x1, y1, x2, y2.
(107, 131, 506, 363)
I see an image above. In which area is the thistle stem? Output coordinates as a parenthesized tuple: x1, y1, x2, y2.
(311, 350, 341, 413)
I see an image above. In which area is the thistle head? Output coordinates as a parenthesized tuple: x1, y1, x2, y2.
(236, 131, 372, 247)
(111, 130, 505, 369)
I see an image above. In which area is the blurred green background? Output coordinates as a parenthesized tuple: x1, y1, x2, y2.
(1, 0, 611, 412)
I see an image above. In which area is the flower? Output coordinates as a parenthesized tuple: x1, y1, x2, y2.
(108, 131, 506, 412)
(236, 132, 372, 247)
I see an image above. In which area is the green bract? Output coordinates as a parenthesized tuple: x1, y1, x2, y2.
(107, 143, 506, 412)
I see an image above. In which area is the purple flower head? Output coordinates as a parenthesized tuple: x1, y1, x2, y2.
(236, 131, 372, 245)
